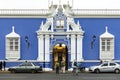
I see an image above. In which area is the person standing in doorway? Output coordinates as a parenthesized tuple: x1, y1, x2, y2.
(61, 60, 65, 73)
(55, 61, 60, 74)
(3, 61, 6, 71)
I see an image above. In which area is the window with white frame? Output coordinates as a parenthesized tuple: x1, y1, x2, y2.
(8, 38, 19, 51)
(6, 37, 20, 60)
(56, 20, 64, 29)
(100, 26, 114, 60)
(101, 38, 113, 51)
(5, 26, 20, 60)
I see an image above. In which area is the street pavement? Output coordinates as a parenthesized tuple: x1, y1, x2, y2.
(0, 71, 120, 80)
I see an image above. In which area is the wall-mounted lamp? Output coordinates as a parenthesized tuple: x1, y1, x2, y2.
(91, 35, 96, 49)
(92, 35, 96, 42)
(25, 36, 30, 49)
(25, 36, 28, 42)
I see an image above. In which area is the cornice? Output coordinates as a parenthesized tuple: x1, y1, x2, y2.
(1, 9, 120, 18)
(0, 9, 50, 18)
(72, 9, 120, 18)
(36, 31, 84, 35)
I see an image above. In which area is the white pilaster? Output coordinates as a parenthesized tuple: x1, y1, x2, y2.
(45, 35, 50, 62)
(37, 35, 44, 61)
(71, 35, 76, 61)
(67, 18, 69, 31)
(77, 35, 84, 61)
(51, 18, 53, 32)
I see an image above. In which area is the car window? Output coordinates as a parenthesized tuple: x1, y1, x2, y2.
(101, 63, 108, 66)
(110, 63, 116, 66)
(19, 62, 33, 66)
(19, 63, 26, 66)
(26, 63, 33, 66)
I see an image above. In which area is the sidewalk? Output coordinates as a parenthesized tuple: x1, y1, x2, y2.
(0, 70, 10, 73)
(43, 70, 72, 73)
(0, 70, 72, 74)
(0, 68, 89, 73)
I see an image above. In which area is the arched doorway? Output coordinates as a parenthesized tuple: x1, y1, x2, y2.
(52, 43, 68, 70)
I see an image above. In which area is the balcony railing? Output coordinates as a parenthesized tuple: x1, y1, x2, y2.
(0, 9, 50, 16)
(1, 9, 120, 17)
(72, 9, 120, 16)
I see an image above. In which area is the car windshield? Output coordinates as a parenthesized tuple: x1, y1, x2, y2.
(32, 63, 38, 66)
(101, 63, 108, 66)
(92, 62, 108, 66)
(19, 62, 39, 67)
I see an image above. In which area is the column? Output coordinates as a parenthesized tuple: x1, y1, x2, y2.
(45, 35, 50, 62)
(37, 35, 44, 61)
(51, 18, 53, 32)
(77, 35, 84, 61)
(67, 19, 69, 31)
(70, 35, 76, 61)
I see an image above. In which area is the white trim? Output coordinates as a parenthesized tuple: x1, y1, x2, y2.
(0, 9, 49, 15)
(68, 68, 73, 71)
(6, 27, 20, 60)
(44, 68, 53, 71)
(45, 35, 50, 62)
(72, 9, 120, 16)
(0, 60, 100, 62)
(0, 60, 52, 62)
(100, 27, 114, 60)
(70, 35, 76, 61)
(1, 9, 120, 18)
(0, 16, 49, 18)
(77, 35, 84, 61)
(37, 35, 44, 61)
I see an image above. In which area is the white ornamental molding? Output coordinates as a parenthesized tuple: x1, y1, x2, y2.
(1, 9, 120, 18)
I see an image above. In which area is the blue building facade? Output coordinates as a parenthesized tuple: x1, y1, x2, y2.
(0, 4, 120, 71)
